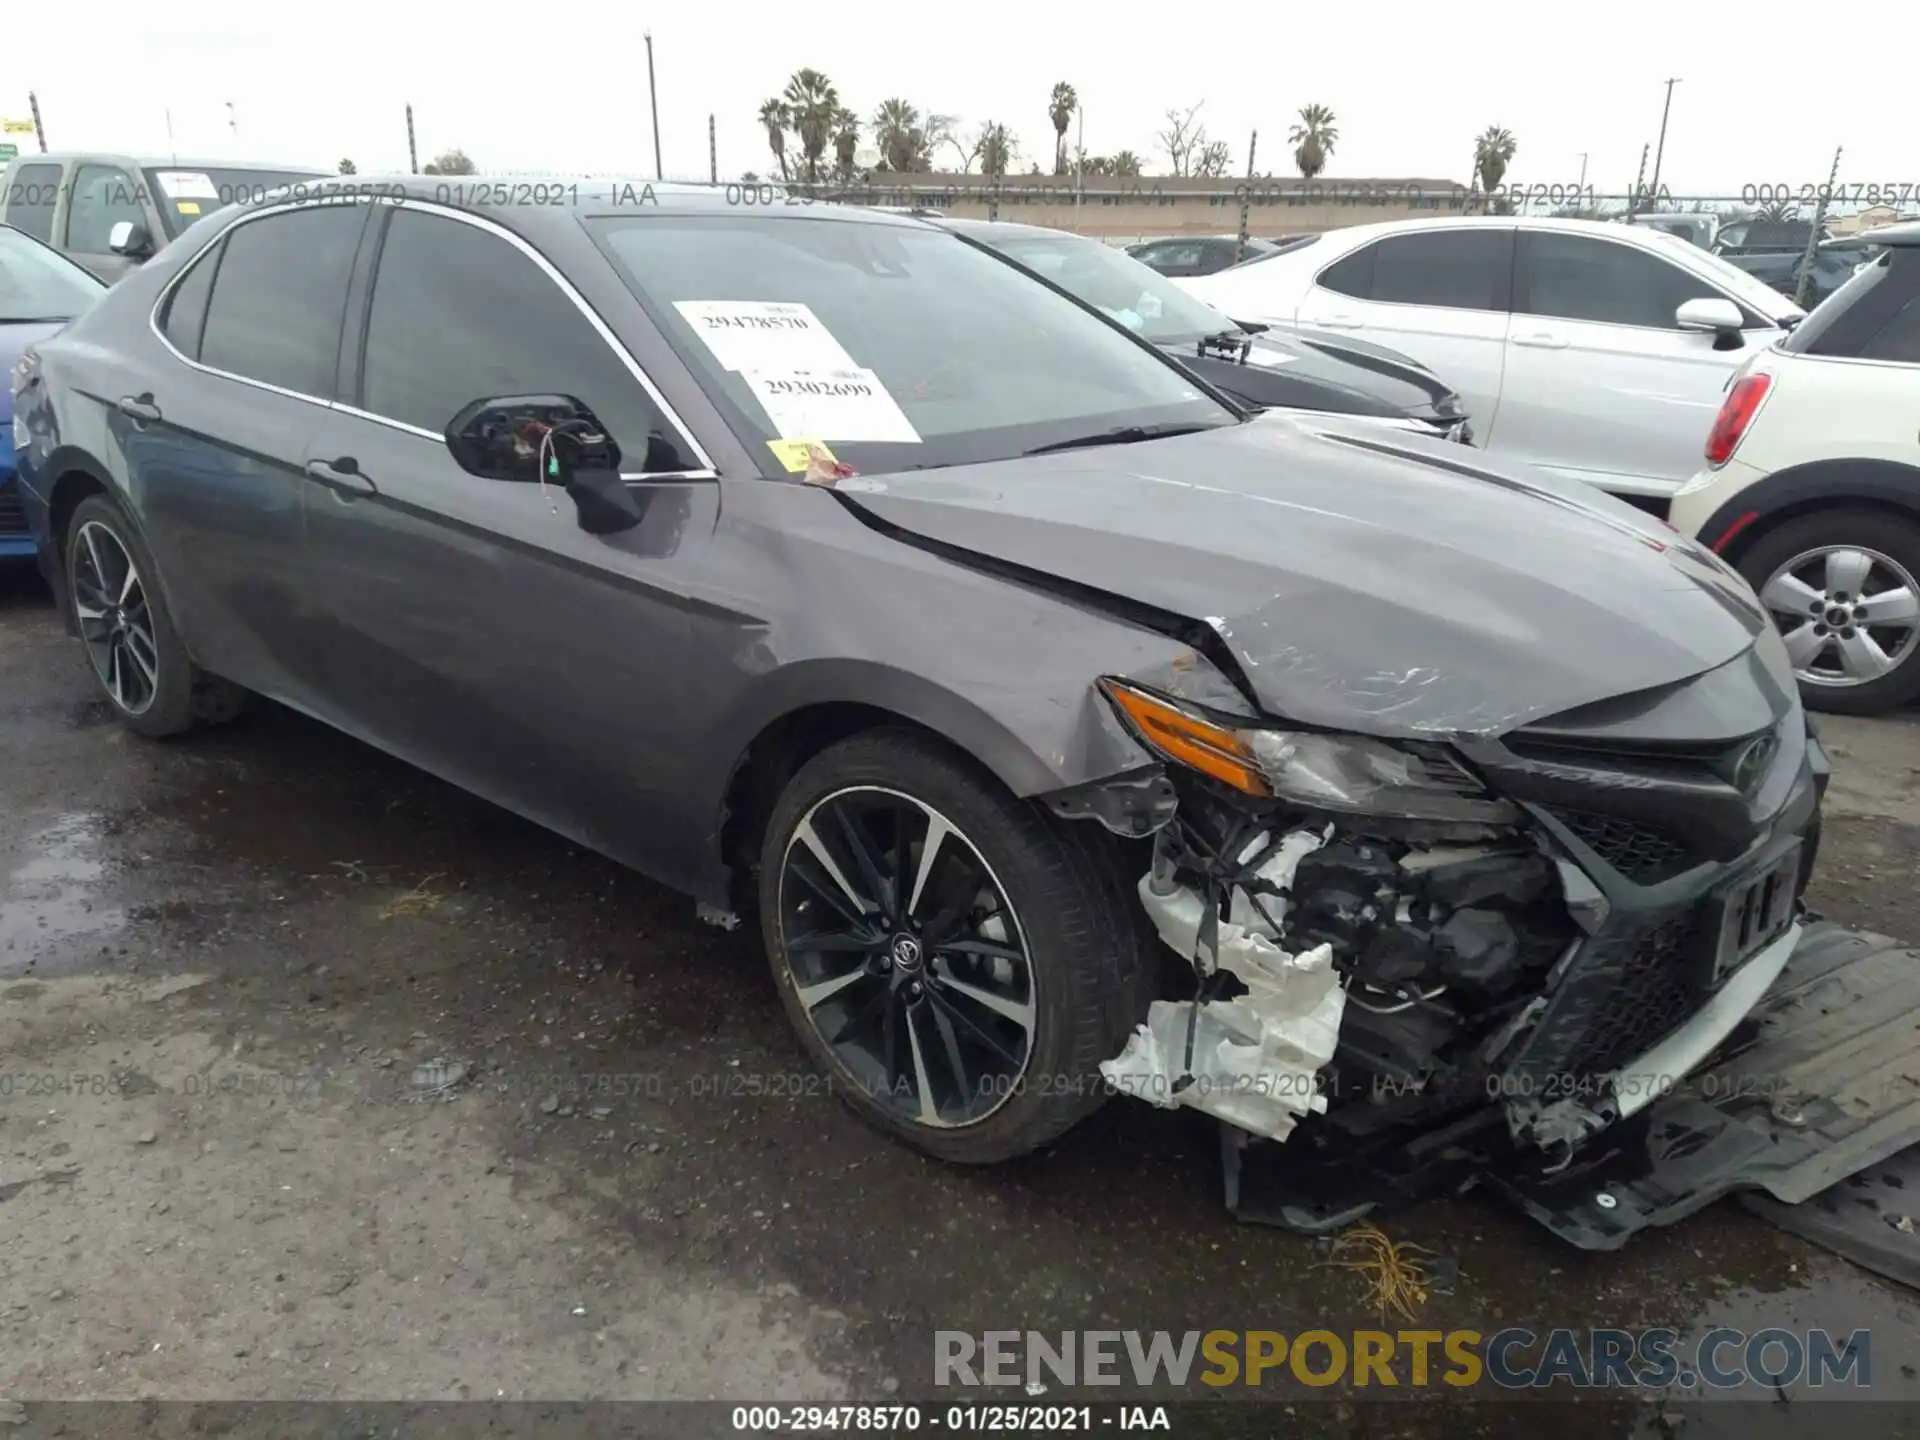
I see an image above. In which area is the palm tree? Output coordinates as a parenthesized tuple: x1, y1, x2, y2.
(1289, 104, 1337, 179)
(1473, 126, 1518, 197)
(831, 108, 860, 181)
(1109, 149, 1143, 178)
(782, 68, 840, 185)
(1048, 82, 1078, 175)
(871, 97, 922, 173)
(973, 121, 1015, 180)
(758, 99, 791, 180)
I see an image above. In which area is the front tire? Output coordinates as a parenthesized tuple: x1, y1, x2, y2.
(758, 729, 1150, 1164)
(64, 494, 249, 737)
(1738, 508, 1920, 716)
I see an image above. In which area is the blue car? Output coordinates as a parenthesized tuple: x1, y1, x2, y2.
(2, 224, 106, 558)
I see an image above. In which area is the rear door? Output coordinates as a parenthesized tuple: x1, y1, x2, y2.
(131, 201, 372, 698)
(1497, 229, 1776, 497)
(1293, 227, 1514, 438)
(296, 202, 717, 879)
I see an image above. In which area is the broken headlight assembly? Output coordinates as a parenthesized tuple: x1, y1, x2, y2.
(1100, 680, 1518, 825)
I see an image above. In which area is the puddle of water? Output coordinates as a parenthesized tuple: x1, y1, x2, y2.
(0, 812, 127, 974)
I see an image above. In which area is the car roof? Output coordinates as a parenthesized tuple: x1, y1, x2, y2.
(1859, 221, 1920, 248)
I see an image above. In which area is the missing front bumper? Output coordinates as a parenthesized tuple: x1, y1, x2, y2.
(1496, 922, 1920, 1249)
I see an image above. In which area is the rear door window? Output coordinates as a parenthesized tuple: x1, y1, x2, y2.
(197, 205, 366, 396)
(1317, 229, 1511, 310)
(5, 163, 64, 242)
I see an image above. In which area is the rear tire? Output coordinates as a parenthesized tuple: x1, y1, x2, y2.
(64, 494, 250, 738)
(1737, 508, 1920, 716)
(758, 728, 1151, 1164)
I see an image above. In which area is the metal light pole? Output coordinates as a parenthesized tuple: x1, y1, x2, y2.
(708, 114, 717, 185)
(645, 32, 663, 180)
(1793, 146, 1843, 310)
(405, 104, 419, 174)
(1577, 153, 1588, 189)
(1628, 142, 1650, 217)
(29, 90, 47, 152)
(1236, 130, 1258, 263)
(1648, 78, 1680, 203)
(1074, 105, 1084, 230)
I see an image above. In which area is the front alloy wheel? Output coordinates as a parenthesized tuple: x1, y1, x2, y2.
(760, 730, 1149, 1163)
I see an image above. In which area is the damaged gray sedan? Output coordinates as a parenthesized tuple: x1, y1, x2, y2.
(15, 185, 1885, 1246)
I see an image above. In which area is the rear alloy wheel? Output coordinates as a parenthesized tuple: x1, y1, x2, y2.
(760, 730, 1149, 1163)
(1740, 509, 1920, 715)
(64, 495, 249, 737)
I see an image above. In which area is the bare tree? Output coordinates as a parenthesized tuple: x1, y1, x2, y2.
(1157, 102, 1206, 177)
(1194, 139, 1232, 178)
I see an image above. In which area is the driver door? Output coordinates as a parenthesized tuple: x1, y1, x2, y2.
(295, 203, 719, 882)
(1495, 230, 1777, 498)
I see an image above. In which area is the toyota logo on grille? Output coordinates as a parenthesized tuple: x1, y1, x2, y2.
(1732, 732, 1779, 794)
(889, 935, 924, 971)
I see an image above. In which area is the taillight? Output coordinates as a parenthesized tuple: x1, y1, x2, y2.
(1704, 372, 1772, 467)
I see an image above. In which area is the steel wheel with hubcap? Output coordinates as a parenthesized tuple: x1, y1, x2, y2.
(1738, 508, 1920, 715)
(759, 729, 1149, 1163)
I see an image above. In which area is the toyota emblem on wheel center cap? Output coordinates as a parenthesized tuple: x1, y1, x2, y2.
(889, 934, 923, 971)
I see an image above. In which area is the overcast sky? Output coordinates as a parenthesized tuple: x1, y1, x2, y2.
(7, 3, 1906, 201)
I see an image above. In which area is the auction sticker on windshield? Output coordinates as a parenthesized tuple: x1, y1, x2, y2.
(154, 171, 220, 200)
(744, 368, 920, 444)
(674, 300, 857, 373)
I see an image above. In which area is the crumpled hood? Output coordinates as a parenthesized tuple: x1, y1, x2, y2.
(0, 321, 65, 439)
(837, 416, 1769, 738)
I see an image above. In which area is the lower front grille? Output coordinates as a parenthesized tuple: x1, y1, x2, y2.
(1549, 808, 1695, 884)
(1560, 913, 1704, 1079)
(0, 483, 25, 536)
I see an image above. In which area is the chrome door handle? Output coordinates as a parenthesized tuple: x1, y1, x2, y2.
(1512, 332, 1569, 349)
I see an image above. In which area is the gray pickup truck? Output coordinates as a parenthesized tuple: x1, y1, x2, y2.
(0, 152, 329, 282)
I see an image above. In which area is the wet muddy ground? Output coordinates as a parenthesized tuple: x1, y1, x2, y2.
(4, 562, 1920, 1436)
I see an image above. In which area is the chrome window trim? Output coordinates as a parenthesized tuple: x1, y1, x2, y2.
(148, 198, 718, 474)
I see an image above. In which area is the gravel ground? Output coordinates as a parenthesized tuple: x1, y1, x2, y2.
(4, 563, 1919, 1435)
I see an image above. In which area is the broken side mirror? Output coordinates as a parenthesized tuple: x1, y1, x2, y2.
(444, 394, 642, 535)
(108, 220, 155, 259)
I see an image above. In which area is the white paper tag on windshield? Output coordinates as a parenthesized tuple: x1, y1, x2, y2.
(743, 368, 920, 444)
(155, 170, 220, 200)
(674, 301, 857, 373)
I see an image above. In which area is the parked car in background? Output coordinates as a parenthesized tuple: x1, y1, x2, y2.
(1670, 223, 1920, 715)
(0, 153, 330, 282)
(1626, 212, 1718, 249)
(1177, 215, 1805, 500)
(1, 224, 107, 559)
(12, 182, 1868, 1243)
(933, 217, 1473, 441)
(1725, 236, 1884, 310)
(1714, 215, 1828, 257)
(1126, 234, 1277, 276)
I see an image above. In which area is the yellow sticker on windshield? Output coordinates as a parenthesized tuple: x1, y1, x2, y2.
(176, 201, 202, 215)
(767, 438, 835, 473)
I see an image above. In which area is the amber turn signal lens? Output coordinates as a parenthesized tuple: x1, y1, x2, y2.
(1100, 681, 1269, 796)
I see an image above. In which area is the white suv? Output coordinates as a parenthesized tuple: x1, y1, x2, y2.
(1670, 222, 1920, 715)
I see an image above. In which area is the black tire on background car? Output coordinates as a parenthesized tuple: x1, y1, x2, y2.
(1737, 508, 1920, 717)
(64, 494, 249, 737)
(759, 728, 1152, 1164)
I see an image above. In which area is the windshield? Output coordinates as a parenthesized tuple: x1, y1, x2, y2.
(0, 225, 106, 322)
(141, 167, 330, 236)
(590, 214, 1238, 473)
(979, 231, 1236, 345)
(1677, 243, 1807, 321)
